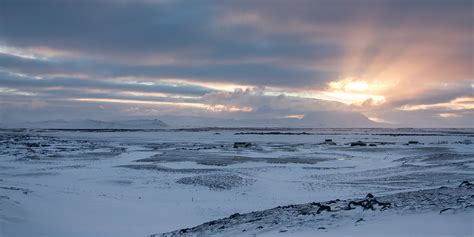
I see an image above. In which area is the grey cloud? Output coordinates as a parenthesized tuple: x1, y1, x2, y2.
(0, 0, 214, 55)
(0, 0, 334, 62)
(388, 80, 474, 107)
(370, 108, 474, 128)
(1, 0, 470, 88)
(201, 88, 351, 118)
(230, 0, 472, 30)
(0, 53, 328, 88)
(1, 0, 471, 63)
(0, 71, 215, 96)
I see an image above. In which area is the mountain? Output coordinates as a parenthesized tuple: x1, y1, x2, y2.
(159, 111, 378, 128)
(0, 110, 378, 129)
(1, 119, 167, 129)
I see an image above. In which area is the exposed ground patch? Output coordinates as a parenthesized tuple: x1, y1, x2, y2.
(176, 173, 255, 190)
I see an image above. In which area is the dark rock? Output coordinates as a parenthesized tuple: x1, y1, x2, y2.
(459, 181, 473, 188)
(235, 132, 312, 135)
(247, 218, 262, 223)
(439, 208, 452, 214)
(209, 220, 219, 226)
(229, 213, 241, 219)
(347, 195, 391, 211)
(454, 139, 472, 145)
(298, 209, 310, 216)
(350, 141, 367, 147)
(24, 143, 40, 148)
(233, 142, 252, 148)
(316, 205, 331, 214)
(24, 155, 40, 160)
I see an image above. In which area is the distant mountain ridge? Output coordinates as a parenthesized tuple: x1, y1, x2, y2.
(0, 110, 381, 129)
(1, 119, 168, 129)
(159, 111, 379, 128)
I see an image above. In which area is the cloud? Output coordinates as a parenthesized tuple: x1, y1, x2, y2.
(201, 88, 352, 118)
(0, 0, 472, 126)
(0, 51, 326, 88)
(0, 71, 215, 96)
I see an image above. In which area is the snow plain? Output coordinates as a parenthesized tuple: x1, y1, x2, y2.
(0, 128, 473, 236)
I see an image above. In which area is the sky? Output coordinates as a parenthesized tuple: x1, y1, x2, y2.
(0, 0, 473, 127)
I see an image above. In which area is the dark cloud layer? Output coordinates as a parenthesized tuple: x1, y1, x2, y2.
(0, 0, 472, 126)
(0, 71, 214, 96)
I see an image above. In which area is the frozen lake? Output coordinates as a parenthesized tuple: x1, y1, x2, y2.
(0, 128, 473, 236)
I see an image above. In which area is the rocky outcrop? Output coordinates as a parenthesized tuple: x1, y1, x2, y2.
(152, 182, 474, 237)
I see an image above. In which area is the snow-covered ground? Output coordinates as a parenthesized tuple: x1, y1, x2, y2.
(0, 128, 473, 237)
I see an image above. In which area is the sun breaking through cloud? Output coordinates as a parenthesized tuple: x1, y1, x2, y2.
(0, 0, 472, 127)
